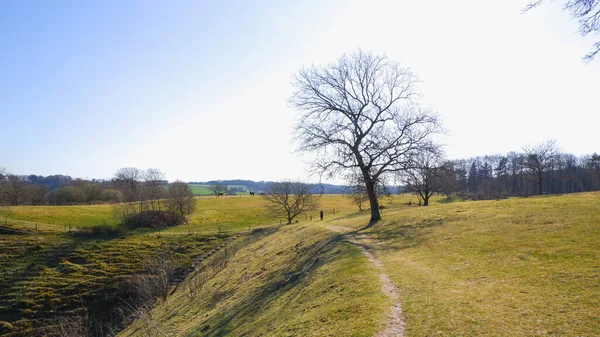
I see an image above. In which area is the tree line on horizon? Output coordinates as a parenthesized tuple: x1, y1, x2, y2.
(409, 142, 600, 203)
(2, 144, 600, 208)
(0, 167, 194, 211)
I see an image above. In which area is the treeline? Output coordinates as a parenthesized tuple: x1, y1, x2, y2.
(0, 167, 187, 209)
(440, 144, 600, 199)
(0, 171, 119, 206)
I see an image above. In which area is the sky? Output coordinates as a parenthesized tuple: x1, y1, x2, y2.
(1, 0, 598, 184)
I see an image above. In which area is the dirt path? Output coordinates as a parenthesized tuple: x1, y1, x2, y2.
(325, 225, 405, 337)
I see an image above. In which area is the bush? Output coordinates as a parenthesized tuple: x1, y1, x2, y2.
(76, 224, 127, 237)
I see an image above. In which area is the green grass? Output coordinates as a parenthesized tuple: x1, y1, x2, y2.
(4, 193, 597, 336)
(118, 224, 387, 337)
(0, 194, 377, 336)
(188, 184, 213, 196)
(0, 204, 117, 228)
(361, 192, 600, 336)
(0, 224, 230, 336)
(188, 184, 249, 196)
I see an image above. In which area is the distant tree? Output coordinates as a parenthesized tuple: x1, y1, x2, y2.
(100, 188, 123, 203)
(290, 50, 441, 224)
(113, 167, 142, 203)
(5, 175, 27, 206)
(57, 185, 86, 204)
(523, 140, 560, 195)
(467, 162, 478, 194)
(262, 181, 319, 224)
(524, 0, 600, 61)
(209, 181, 227, 197)
(143, 168, 165, 211)
(166, 181, 196, 217)
(439, 161, 458, 199)
(25, 184, 48, 205)
(81, 182, 103, 204)
(0, 168, 7, 206)
(402, 149, 443, 206)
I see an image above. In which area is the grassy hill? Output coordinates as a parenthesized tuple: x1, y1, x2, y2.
(1, 192, 599, 336)
(118, 192, 600, 336)
(118, 224, 386, 337)
(359, 192, 600, 336)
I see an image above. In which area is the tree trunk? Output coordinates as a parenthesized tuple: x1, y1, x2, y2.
(538, 172, 543, 195)
(365, 179, 381, 225)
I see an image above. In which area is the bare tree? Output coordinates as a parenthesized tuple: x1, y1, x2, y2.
(209, 181, 227, 197)
(523, 140, 560, 195)
(0, 168, 7, 206)
(524, 0, 600, 61)
(290, 50, 441, 224)
(5, 175, 27, 206)
(439, 161, 458, 199)
(166, 181, 196, 217)
(113, 167, 142, 203)
(402, 149, 444, 206)
(262, 181, 319, 224)
(143, 168, 165, 211)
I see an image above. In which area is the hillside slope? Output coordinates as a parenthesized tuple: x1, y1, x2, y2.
(118, 224, 387, 337)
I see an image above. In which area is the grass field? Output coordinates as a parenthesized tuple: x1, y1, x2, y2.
(188, 184, 213, 196)
(0, 204, 117, 228)
(188, 184, 249, 196)
(358, 192, 600, 336)
(118, 224, 386, 337)
(0, 224, 231, 336)
(2, 192, 598, 336)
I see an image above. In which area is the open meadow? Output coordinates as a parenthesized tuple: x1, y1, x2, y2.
(1, 192, 599, 336)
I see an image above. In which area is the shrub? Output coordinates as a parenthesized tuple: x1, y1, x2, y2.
(75, 224, 127, 237)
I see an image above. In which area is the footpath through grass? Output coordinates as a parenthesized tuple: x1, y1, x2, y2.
(363, 192, 600, 336)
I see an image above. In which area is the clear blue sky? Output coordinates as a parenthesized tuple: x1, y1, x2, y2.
(1, 1, 599, 183)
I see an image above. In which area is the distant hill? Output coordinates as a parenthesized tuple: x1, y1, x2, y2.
(188, 179, 348, 195)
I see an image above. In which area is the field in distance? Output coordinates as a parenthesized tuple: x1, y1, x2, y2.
(188, 183, 249, 196)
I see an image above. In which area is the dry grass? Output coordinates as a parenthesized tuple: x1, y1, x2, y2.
(361, 192, 600, 336)
(118, 224, 387, 337)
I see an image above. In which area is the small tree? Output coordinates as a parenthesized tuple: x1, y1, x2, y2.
(403, 149, 443, 206)
(166, 181, 196, 217)
(209, 181, 227, 197)
(523, 140, 559, 195)
(143, 168, 166, 211)
(5, 175, 27, 206)
(262, 181, 319, 224)
(439, 161, 458, 199)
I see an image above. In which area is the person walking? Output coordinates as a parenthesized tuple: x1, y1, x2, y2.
(320, 210, 324, 221)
